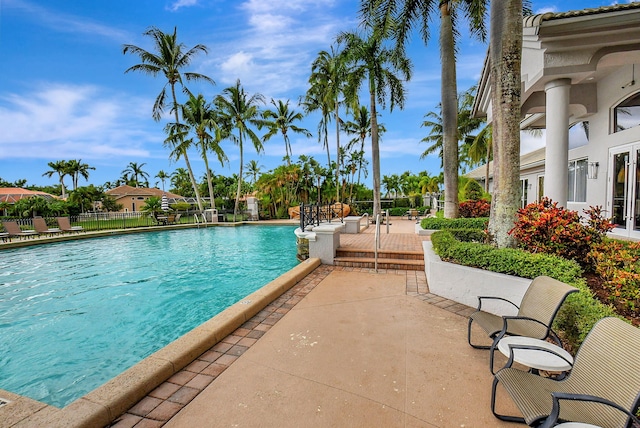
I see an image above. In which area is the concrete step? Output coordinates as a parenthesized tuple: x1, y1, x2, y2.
(336, 247, 424, 261)
(333, 256, 424, 271)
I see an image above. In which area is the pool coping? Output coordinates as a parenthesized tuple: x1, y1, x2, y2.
(0, 257, 321, 428)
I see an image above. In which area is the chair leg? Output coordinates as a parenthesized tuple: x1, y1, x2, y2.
(467, 317, 492, 349)
(491, 376, 526, 423)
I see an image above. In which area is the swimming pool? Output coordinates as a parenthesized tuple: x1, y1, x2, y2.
(0, 225, 298, 407)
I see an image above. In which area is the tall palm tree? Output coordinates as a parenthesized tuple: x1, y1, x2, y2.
(155, 170, 170, 191)
(214, 79, 265, 221)
(466, 124, 492, 193)
(487, 0, 523, 248)
(181, 93, 227, 209)
(123, 26, 215, 212)
(261, 99, 312, 166)
(121, 162, 149, 188)
(337, 15, 412, 220)
(42, 160, 70, 199)
(361, 0, 489, 219)
(309, 46, 350, 202)
(66, 159, 95, 191)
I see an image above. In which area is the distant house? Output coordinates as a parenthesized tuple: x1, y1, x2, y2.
(472, 3, 640, 239)
(0, 187, 58, 204)
(105, 185, 190, 212)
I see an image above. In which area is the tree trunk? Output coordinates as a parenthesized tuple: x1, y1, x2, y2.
(440, 4, 459, 219)
(370, 81, 381, 221)
(171, 83, 204, 212)
(335, 104, 340, 203)
(202, 147, 216, 210)
(487, 0, 523, 248)
(485, 142, 491, 193)
(234, 134, 244, 222)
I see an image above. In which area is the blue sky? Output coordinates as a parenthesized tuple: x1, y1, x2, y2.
(0, 0, 632, 189)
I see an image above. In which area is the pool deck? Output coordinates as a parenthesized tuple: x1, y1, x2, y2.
(1, 218, 521, 427)
(112, 218, 520, 427)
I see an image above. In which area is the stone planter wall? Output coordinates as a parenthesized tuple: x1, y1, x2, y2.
(423, 241, 531, 316)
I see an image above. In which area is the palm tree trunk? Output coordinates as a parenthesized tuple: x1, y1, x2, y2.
(370, 82, 381, 220)
(335, 105, 340, 203)
(485, 142, 491, 193)
(487, 0, 522, 248)
(202, 150, 216, 209)
(440, 3, 459, 219)
(234, 134, 244, 222)
(171, 84, 204, 212)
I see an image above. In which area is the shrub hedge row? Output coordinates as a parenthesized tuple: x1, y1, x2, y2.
(430, 229, 618, 350)
(420, 217, 489, 230)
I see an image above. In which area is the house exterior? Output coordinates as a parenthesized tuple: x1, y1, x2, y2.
(472, 3, 640, 240)
(106, 185, 190, 212)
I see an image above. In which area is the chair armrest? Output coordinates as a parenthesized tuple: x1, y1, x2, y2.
(491, 316, 562, 349)
(476, 296, 520, 312)
(502, 343, 573, 370)
(539, 392, 640, 428)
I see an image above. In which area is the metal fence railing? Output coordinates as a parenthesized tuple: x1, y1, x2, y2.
(299, 203, 345, 230)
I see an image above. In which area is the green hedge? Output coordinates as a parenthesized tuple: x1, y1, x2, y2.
(431, 230, 618, 350)
(421, 217, 488, 230)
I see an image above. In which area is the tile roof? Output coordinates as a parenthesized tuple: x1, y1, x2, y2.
(0, 187, 58, 204)
(525, 2, 640, 27)
(106, 185, 184, 199)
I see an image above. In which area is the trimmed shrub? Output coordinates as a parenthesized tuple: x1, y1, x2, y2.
(421, 217, 488, 230)
(430, 230, 618, 350)
(463, 179, 483, 201)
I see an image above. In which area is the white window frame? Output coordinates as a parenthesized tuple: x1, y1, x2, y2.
(568, 158, 588, 203)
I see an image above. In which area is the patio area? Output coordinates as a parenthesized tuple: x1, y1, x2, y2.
(111, 217, 520, 427)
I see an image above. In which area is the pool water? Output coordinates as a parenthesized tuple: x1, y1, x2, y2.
(0, 226, 297, 407)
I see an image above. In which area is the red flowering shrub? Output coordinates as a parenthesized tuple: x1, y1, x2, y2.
(508, 198, 614, 267)
(588, 239, 640, 312)
(459, 199, 490, 218)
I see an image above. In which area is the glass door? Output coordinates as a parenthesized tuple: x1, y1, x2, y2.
(609, 145, 640, 237)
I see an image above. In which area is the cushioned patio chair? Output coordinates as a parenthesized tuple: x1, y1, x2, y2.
(2, 220, 38, 239)
(56, 216, 84, 233)
(491, 317, 640, 427)
(33, 217, 62, 236)
(467, 275, 578, 373)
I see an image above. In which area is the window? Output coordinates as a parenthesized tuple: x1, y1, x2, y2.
(538, 176, 544, 201)
(520, 179, 529, 208)
(568, 159, 587, 202)
(614, 92, 640, 132)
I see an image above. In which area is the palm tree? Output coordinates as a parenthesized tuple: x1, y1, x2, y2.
(342, 105, 385, 188)
(121, 162, 149, 188)
(487, 0, 523, 248)
(466, 124, 492, 193)
(123, 26, 215, 212)
(155, 170, 170, 191)
(245, 159, 264, 185)
(170, 168, 192, 196)
(309, 46, 350, 202)
(42, 160, 70, 198)
(181, 93, 227, 209)
(337, 15, 412, 220)
(301, 90, 332, 168)
(66, 159, 95, 190)
(261, 99, 312, 166)
(361, 0, 489, 219)
(214, 79, 265, 221)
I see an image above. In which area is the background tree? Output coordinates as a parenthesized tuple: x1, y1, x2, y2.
(66, 159, 95, 191)
(215, 79, 265, 221)
(181, 93, 227, 209)
(487, 0, 523, 248)
(244, 159, 264, 186)
(338, 14, 412, 220)
(261, 99, 312, 166)
(123, 26, 215, 212)
(301, 90, 332, 168)
(42, 160, 70, 199)
(121, 162, 149, 188)
(155, 170, 170, 191)
(170, 167, 193, 196)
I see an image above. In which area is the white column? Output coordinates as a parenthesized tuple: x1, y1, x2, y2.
(544, 78, 571, 207)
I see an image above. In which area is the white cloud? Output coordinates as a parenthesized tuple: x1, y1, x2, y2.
(0, 83, 158, 161)
(168, 0, 199, 12)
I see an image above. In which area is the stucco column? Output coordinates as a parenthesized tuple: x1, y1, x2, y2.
(544, 78, 571, 207)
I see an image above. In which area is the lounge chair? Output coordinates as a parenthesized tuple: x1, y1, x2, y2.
(33, 217, 62, 236)
(467, 275, 578, 373)
(0, 232, 10, 242)
(2, 220, 38, 239)
(491, 317, 640, 427)
(56, 217, 84, 233)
